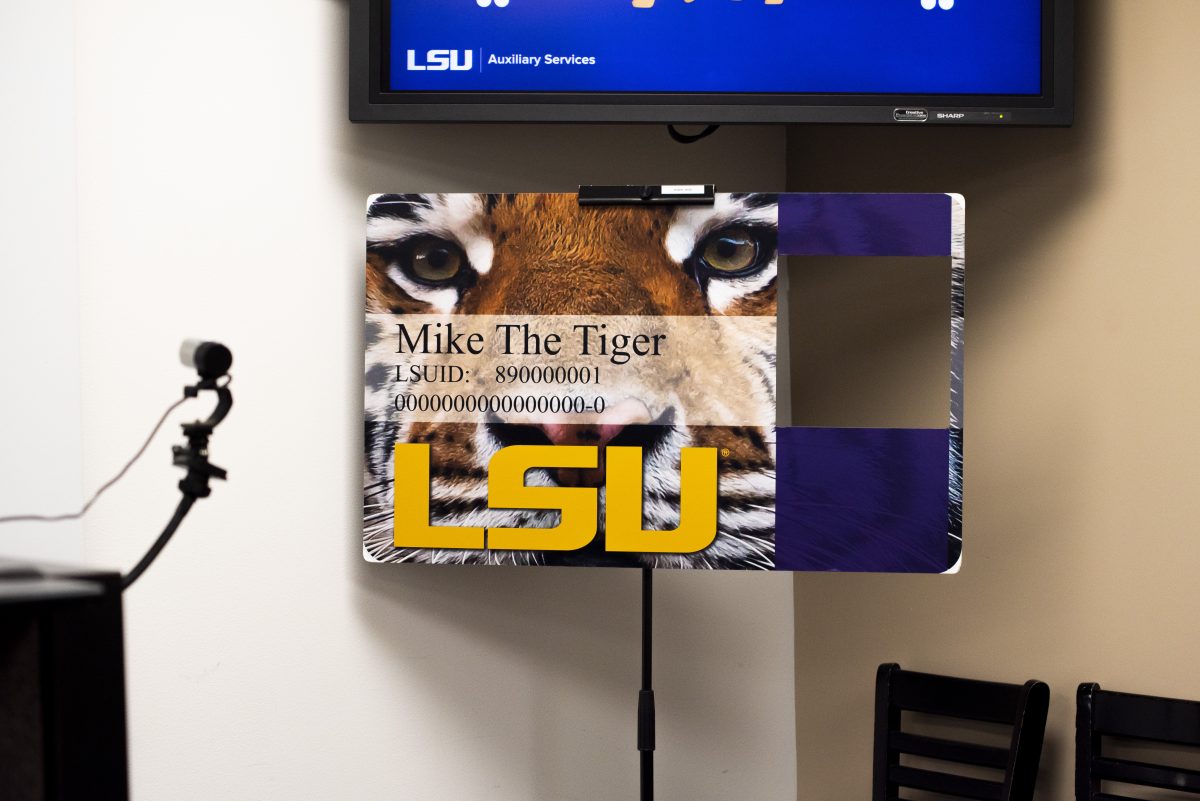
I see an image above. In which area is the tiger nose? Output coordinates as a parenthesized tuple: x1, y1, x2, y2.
(537, 399, 653, 487)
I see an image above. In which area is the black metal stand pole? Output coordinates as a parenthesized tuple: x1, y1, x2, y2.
(122, 374, 231, 592)
(638, 567, 655, 801)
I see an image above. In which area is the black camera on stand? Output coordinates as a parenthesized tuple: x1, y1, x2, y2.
(173, 340, 233, 500)
(120, 340, 234, 591)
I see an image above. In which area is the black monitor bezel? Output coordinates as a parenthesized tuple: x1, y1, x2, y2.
(350, 0, 1073, 126)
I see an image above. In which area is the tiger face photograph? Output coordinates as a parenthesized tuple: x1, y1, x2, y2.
(363, 192, 778, 569)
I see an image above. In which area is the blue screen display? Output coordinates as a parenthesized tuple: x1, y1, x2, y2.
(386, 0, 1043, 96)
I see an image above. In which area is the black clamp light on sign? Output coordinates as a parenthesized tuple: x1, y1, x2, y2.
(577, 184, 715, 207)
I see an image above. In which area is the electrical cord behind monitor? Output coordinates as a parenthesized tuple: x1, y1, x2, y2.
(667, 124, 720, 144)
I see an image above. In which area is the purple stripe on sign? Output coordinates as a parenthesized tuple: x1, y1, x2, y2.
(774, 427, 951, 573)
(779, 194, 953, 257)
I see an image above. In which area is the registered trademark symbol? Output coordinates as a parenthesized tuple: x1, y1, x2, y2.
(720, 448, 731, 457)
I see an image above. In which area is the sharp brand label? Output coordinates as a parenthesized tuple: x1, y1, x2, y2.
(937, 112, 967, 120)
(406, 49, 474, 72)
(393, 444, 719, 554)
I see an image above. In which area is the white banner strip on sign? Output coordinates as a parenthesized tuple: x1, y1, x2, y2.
(365, 313, 776, 428)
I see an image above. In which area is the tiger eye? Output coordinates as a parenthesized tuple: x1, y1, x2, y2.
(411, 241, 463, 282)
(702, 228, 758, 273)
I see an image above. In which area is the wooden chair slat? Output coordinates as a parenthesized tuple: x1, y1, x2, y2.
(1094, 690, 1200, 746)
(1093, 756, 1200, 793)
(888, 765, 1004, 801)
(889, 731, 1010, 769)
(891, 669, 1023, 724)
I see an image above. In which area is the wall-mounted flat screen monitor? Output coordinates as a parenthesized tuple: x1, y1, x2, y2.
(350, 0, 1072, 125)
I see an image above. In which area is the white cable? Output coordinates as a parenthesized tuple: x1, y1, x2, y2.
(0, 395, 188, 524)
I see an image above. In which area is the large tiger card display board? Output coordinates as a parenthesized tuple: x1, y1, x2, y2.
(364, 193, 963, 572)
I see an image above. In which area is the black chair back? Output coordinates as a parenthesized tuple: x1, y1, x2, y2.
(1077, 682, 1200, 799)
(874, 663, 1049, 801)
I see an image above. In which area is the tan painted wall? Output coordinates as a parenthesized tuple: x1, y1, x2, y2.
(787, 2, 1200, 798)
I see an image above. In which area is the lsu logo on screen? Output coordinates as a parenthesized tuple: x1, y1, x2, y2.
(406, 49, 474, 71)
(394, 444, 718, 554)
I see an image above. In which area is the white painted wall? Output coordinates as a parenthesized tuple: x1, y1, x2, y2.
(0, 0, 84, 564)
(68, 2, 795, 799)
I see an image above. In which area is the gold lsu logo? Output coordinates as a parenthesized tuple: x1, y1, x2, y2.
(394, 444, 718, 554)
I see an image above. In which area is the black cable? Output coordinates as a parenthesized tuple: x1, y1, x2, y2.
(667, 124, 720, 144)
(120, 495, 196, 591)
